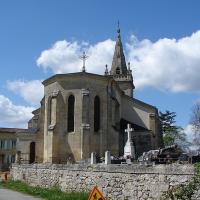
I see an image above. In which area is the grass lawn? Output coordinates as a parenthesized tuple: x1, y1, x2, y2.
(0, 180, 89, 200)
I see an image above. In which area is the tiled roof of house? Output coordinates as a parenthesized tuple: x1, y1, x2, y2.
(0, 128, 28, 134)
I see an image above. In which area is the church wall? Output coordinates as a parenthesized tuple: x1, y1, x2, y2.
(108, 105, 121, 156)
(43, 80, 87, 162)
(39, 73, 163, 163)
(46, 81, 83, 162)
(80, 78, 119, 158)
(28, 106, 44, 163)
(35, 130, 43, 162)
(149, 113, 164, 149)
(149, 113, 158, 150)
(121, 97, 150, 129)
(43, 83, 53, 162)
(116, 81, 133, 97)
(88, 88, 105, 157)
(44, 94, 57, 162)
(35, 105, 44, 162)
(121, 96, 163, 153)
(107, 82, 122, 156)
(64, 89, 83, 161)
(133, 131, 152, 157)
(16, 133, 36, 163)
(42, 76, 121, 162)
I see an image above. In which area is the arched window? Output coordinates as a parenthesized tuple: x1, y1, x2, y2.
(29, 142, 35, 164)
(94, 96, 100, 132)
(116, 67, 120, 74)
(68, 95, 75, 132)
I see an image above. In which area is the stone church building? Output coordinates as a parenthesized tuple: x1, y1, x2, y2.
(31, 28, 163, 163)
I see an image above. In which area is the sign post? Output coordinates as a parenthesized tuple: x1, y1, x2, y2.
(88, 186, 106, 200)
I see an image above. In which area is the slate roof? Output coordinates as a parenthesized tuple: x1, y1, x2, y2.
(42, 72, 113, 86)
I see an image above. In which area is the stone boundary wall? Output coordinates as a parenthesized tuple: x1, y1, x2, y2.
(11, 163, 195, 200)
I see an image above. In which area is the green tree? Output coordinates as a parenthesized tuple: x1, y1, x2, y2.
(159, 110, 191, 150)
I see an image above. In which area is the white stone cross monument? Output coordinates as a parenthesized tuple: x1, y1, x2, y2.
(124, 124, 135, 159)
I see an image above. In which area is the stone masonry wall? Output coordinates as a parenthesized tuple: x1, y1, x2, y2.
(11, 163, 195, 200)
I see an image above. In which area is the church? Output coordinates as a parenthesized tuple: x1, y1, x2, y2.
(29, 27, 163, 163)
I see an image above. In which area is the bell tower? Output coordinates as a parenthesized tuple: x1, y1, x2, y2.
(110, 23, 135, 97)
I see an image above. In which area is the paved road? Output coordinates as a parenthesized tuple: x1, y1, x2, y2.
(0, 188, 43, 200)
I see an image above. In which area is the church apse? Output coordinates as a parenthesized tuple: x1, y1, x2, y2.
(33, 26, 163, 164)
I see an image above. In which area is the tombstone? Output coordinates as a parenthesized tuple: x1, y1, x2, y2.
(105, 151, 111, 165)
(91, 152, 96, 164)
(124, 124, 136, 159)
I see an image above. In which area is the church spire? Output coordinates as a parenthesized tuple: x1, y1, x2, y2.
(110, 22, 127, 75)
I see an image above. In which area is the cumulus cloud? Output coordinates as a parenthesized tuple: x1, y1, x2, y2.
(37, 39, 115, 74)
(0, 95, 34, 128)
(127, 31, 200, 92)
(37, 30, 200, 93)
(7, 80, 44, 106)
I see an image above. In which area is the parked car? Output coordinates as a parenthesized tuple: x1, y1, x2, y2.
(138, 145, 182, 164)
(178, 153, 189, 164)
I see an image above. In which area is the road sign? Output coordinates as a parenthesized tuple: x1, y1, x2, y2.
(88, 186, 106, 200)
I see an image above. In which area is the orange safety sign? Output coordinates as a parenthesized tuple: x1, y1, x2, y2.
(88, 186, 106, 200)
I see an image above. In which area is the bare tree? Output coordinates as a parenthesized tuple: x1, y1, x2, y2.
(190, 102, 200, 148)
(159, 110, 191, 151)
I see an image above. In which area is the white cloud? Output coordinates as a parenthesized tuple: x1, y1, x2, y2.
(86, 40, 115, 74)
(37, 30, 200, 93)
(37, 39, 115, 74)
(37, 40, 82, 74)
(127, 31, 200, 92)
(7, 80, 44, 106)
(0, 95, 34, 128)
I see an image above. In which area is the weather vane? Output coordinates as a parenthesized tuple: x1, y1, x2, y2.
(80, 51, 89, 72)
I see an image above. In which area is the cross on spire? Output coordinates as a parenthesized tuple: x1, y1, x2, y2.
(80, 51, 89, 72)
(117, 20, 121, 37)
(110, 21, 128, 75)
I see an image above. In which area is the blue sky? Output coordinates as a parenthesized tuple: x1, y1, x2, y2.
(0, 0, 200, 138)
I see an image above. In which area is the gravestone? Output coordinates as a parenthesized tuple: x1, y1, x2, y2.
(124, 124, 135, 159)
(105, 151, 111, 165)
(91, 152, 96, 164)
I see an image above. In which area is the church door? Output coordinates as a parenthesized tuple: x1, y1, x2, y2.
(29, 142, 35, 164)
